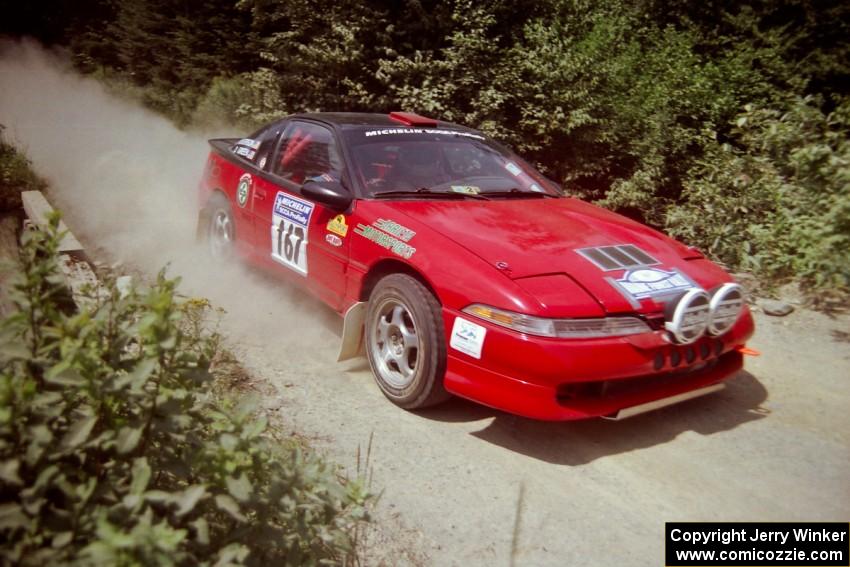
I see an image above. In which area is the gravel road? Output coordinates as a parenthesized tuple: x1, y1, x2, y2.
(209, 276, 850, 566)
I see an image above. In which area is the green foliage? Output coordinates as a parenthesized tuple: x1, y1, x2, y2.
(233, 0, 392, 115)
(5, 0, 850, 296)
(0, 216, 369, 566)
(668, 96, 850, 296)
(376, 0, 524, 142)
(193, 70, 289, 131)
(67, 0, 260, 126)
(0, 128, 48, 213)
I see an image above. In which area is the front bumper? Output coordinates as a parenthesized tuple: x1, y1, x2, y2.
(441, 307, 755, 420)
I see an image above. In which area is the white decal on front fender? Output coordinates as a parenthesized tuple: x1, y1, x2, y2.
(450, 317, 487, 359)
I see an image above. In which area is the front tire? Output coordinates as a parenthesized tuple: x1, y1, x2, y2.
(365, 274, 450, 409)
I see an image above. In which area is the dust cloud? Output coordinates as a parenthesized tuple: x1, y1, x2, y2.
(0, 39, 335, 350)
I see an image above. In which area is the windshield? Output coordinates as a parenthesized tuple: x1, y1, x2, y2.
(343, 127, 561, 198)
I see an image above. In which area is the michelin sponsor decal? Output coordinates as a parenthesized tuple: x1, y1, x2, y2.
(354, 218, 416, 259)
(450, 317, 487, 359)
(274, 193, 313, 226)
(270, 192, 314, 275)
(364, 128, 485, 140)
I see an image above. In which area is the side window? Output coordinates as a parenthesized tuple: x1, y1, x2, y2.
(254, 126, 281, 170)
(231, 124, 281, 169)
(273, 122, 343, 185)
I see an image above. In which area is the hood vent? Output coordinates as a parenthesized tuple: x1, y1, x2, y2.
(576, 244, 659, 271)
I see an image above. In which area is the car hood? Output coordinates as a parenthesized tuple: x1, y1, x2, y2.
(390, 197, 720, 314)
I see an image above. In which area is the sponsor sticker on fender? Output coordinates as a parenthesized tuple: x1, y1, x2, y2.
(325, 234, 343, 247)
(354, 218, 416, 259)
(326, 214, 349, 237)
(450, 317, 487, 359)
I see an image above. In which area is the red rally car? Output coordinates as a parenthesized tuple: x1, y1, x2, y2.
(196, 111, 755, 421)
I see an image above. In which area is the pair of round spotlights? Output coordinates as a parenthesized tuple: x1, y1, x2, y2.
(664, 283, 744, 345)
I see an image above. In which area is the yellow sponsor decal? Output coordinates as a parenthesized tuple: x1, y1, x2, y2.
(451, 185, 480, 195)
(326, 214, 349, 237)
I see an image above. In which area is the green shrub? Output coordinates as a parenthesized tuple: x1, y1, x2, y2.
(192, 71, 288, 132)
(7, 0, 849, 299)
(0, 215, 369, 566)
(668, 96, 850, 298)
(0, 127, 47, 213)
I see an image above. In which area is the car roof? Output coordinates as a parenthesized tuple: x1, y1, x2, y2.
(287, 112, 478, 133)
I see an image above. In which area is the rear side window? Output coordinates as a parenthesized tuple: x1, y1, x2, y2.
(231, 125, 281, 169)
(273, 122, 343, 185)
(232, 137, 260, 160)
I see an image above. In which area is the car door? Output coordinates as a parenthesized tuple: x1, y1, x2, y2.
(250, 120, 351, 309)
(229, 123, 283, 254)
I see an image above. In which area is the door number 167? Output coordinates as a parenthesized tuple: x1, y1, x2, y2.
(271, 218, 307, 275)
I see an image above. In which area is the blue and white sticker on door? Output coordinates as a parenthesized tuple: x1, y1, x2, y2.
(450, 317, 487, 359)
(270, 192, 314, 276)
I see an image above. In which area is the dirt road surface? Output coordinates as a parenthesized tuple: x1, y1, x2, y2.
(215, 285, 850, 566)
(2, 43, 848, 566)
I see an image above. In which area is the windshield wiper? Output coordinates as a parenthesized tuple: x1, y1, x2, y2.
(482, 188, 559, 199)
(372, 187, 490, 200)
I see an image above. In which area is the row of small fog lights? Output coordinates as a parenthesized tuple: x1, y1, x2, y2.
(665, 283, 745, 344)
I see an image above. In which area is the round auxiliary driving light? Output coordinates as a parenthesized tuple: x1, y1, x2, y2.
(664, 288, 711, 345)
(707, 282, 744, 336)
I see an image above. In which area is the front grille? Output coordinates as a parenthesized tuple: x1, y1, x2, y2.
(556, 357, 726, 403)
(556, 341, 732, 404)
(661, 337, 724, 369)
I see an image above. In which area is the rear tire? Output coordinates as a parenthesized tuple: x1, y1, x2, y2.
(204, 193, 235, 261)
(365, 274, 450, 409)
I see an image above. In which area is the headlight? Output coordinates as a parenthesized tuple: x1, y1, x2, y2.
(462, 304, 651, 338)
(707, 283, 744, 336)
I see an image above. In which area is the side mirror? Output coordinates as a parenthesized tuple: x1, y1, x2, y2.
(302, 178, 353, 212)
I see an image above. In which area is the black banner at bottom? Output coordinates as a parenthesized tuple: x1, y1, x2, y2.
(666, 522, 849, 566)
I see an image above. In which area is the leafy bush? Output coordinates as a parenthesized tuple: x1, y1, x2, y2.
(0, 215, 369, 566)
(193, 70, 288, 132)
(6, 0, 850, 298)
(0, 127, 47, 213)
(668, 96, 850, 298)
